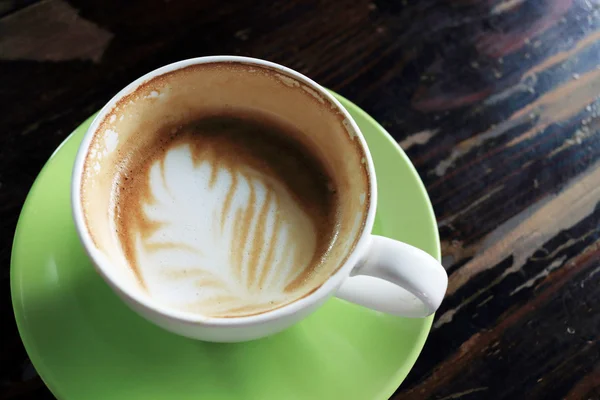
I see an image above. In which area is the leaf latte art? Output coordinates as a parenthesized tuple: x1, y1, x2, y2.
(113, 115, 339, 317)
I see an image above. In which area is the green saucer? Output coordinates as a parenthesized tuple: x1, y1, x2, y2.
(11, 94, 440, 400)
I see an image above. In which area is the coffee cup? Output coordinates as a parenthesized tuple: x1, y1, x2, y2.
(71, 56, 448, 342)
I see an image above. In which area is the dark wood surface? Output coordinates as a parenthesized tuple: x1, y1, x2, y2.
(1, 0, 599, 399)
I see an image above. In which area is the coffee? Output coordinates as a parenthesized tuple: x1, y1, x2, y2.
(112, 111, 340, 317)
(79, 62, 370, 318)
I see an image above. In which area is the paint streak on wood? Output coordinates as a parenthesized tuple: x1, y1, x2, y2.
(522, 29, 600, 79)
(483, 74, 537, 106)
(508, 67, 600, 147)
(509, 255, 567, 295)
(0, 0, 113, 63)
(491, 0, 526, 15)
(433, 114, 529, 176)
(399, 129, 439, 150)
(446, 160, 600, 297)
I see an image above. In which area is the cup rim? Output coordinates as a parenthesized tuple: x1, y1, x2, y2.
(71, 55, 378, 327)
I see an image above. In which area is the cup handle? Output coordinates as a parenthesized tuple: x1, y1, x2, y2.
(335, 235, 448, 317)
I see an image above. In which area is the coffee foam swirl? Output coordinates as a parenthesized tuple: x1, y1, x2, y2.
(113, 114, 339, 317)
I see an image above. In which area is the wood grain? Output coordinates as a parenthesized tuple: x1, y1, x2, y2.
(1, 0, 599, 399)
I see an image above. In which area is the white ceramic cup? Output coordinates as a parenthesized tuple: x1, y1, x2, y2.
(72, 56, 448, 342)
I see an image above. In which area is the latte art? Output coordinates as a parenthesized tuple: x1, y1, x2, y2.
(113, 114, 339, 317)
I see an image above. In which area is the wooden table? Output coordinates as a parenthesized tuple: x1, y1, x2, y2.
(1, 0, 599, 399)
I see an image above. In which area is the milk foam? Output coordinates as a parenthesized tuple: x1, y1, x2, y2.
(113, 143, 319, 317)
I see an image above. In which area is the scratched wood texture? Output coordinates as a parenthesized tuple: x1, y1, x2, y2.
(1, 0, 599, 399)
